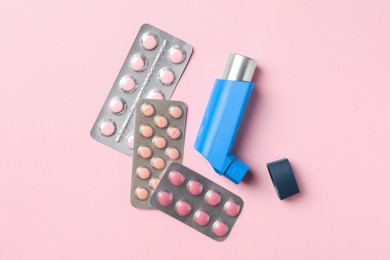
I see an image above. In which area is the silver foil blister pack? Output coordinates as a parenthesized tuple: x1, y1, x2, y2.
(150, 162, 244, 241)
(91, 24, 193, 156)
(131, 99, 187, 209)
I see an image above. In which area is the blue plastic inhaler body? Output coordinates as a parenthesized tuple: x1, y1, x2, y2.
(194, 54, 256, 184)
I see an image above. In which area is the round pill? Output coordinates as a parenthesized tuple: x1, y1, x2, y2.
(99, 120, 116, 136)
(151, 157, 165, 170)
(140, 103, 155, 117)
(154, 115, 168, 128)
(187, 180, 203, 196)
(139, 124, 153, 138)
(137, 145, 152, 159)
(166, 147, 180, 160)
(149, 177, 160, 190)
(158, 68, 175, 86)
(135, 187, 149, 201)
(212, 221, 228, 237)
(136, 167, 151, 180)
(119, 76, 136, 92)
(168, 170, 185, 186)
(168, 105, 183, 119)
(152, 136, 166, 149)
(168, 47, 185, 64)
(175, 201, 191, 216)
(157, 191, 173, 206)
(205, 191, 221, 206)
(127, 134, 134, 149)
(194, 211, 210, 226)
(141, 33, 158, 50)
(167, 127, 181, 140)
(109, 97, 125, 114)
(130, 54, 146, 71)
(224, 201, 241, 217)
(147, 90, 165, 100)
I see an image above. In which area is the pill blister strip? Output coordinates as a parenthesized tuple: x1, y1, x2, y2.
(90, 24, 193, 156)
(150, 162, 244, 241)
(131, 99, 187, 209)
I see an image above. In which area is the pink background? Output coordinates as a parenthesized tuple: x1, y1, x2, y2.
(1, 0, 390, 259)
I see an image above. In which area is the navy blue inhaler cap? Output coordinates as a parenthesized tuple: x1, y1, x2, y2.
(267, 158, 300, 200)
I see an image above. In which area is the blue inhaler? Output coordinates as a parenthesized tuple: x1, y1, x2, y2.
(194, 53, 256, 184)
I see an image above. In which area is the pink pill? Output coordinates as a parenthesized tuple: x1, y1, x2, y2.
(141, 33, 158, 50)
(149, 177, 160, 190)
(175, 201, 191, 216)
(168, 47, 185, 64)
(119, 76, 136, 93)
(127, 134, 134, 149)
(187, 180, 203, 196)
(154, 115, 168, 128)
(224, 201, 241, 217)
(140, 103, 155, 117)
(158, 68, 175, 86)
(212, 221, 228, 237)
(137, 145, 152, 159)
(166, 147, 180, 160)
(205, 191, 221, 206)
(130, 54, 146, 71)
(99, 120, 116, 136)
(135, 187, 149, 201)
(139, 124, 153, 138)
(168, 105, 183, 119)
(168, 170, 185, 186)
(194, 211, 210, 226)
(147, 90, 165, 100)
(109, 97, 125, 114)
(167, 127, 181, 140)
(157, 191, 173, 206)
(151, 157, 165, 170)
(136, 167, 150, 180)
(152, 136, 166, 149)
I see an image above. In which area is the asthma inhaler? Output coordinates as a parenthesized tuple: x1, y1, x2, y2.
(194, 53, 256, 184)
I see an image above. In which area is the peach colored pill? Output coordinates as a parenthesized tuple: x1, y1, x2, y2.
(147, 90, 165, 100)
(141, 33, 158, 50)
(205, 191, 221, 206)
(212, 221, 228, 237)
(168, 105, 183, 119)
(119, 76, 136, 92)
(135, 187, 149, 201)
(136, 167, 150, 180)
(109, 97, 125, 114)
(139, 124, 153, 138)
(159, 68, 175, 85)
(157, 191, 173, 206)
(175, 201, 191, 216)
(154, 115, 168, 128)
(138, 145, 152, 159)
(152, 136, 166, 149)
(187, 180, 203, 196)
(168, 47, 185, 64)
(194, 211, 210, 226)
(168, 170, 185, 186)
(130, 54, 146, 71)
(99, 120, 116, 136)
(151, 157, 165, 170)
(166, 147, 180, 160)
(140, 103, 154, 117)
(167, 127, 181, 140)
(127, 134, 134, 149)
(149, 177, 160, 190)
(224, 201, 241, 217)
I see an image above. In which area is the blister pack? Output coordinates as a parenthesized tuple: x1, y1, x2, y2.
(150, 162, 244, 241)
(90, 24, 193, 156)
(131, 99, 187, 209)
